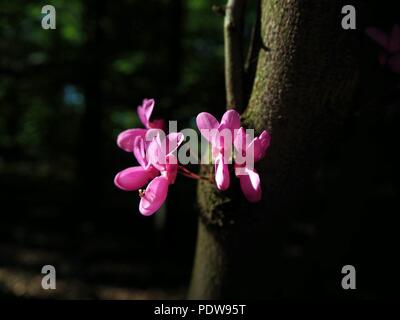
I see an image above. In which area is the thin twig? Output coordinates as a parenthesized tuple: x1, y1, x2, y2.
(243, 0, 261, 107)
(244, 0, 261, 73)
(224, 0, 246, 110)
(179, 166, 214, 183)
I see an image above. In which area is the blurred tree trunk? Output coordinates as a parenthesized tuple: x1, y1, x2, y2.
(189, 0, 361, 299)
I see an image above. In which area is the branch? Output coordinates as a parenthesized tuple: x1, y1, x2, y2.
(244, 0, 261, 73)
(224, 0, 246, 110)
(243, 0, 262, 108)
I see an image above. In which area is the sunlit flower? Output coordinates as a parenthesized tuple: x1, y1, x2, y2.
(233, 127, 270, 202)
(117, 99, 165, 152)
(196, 110, 241, 190)
(115, 131, 183, 216)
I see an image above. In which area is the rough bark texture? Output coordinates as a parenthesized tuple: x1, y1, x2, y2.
(189, 0, 361, 299)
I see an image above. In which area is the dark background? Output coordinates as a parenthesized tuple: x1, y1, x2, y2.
(0, 0, 399, 299)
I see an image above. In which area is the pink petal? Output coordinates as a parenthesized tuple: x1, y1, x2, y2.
(137, 98, 155, 128)
(196, 112, 219, 142)
(211, 128, 233, 157)
(246, 138, 259, 164)
(114, 166, 154, 191)
(252, 130, 271, 162)
(146, 132, 183, 171)
(366, 27, 389, 49)
(164, 132, 184, 155)
(117, 128, 147, 152)
(259, 130, 271, 151)
(139, 176, 169, 216)
(239, 168, 261, 202)
(145, 128, 164, 141)
(234, 127, 250, 153)
(133, 136, 148, 168)
(215, 154, 230, 191)
(220, 109, 241, 130)
(146, 136, 165, 172)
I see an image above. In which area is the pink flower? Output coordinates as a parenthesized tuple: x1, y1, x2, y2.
(114, 136, 159, 192)
(196, 110, 241, 190)
(366, 25, 400, 73)
(117, 99, 166, 152)
(233, 127, 271, 202)
(115, 131, 183, 216)
(137, 99, 166, 130)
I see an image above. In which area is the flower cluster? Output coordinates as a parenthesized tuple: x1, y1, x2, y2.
(366, 24, 400, 74)
(196, 110, 270, 202)
(115, 99, 271, 216)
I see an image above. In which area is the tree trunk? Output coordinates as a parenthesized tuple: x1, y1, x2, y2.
(189, 0, 361, 299)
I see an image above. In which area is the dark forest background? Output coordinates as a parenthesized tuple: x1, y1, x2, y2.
(0, 0, 399, 299)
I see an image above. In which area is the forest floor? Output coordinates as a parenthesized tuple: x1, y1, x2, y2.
(0, 170, 191, 299)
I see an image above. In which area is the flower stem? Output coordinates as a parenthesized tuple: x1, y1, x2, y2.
(178, 166, 214, 183)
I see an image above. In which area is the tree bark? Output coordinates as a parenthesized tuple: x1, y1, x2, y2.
(189, 0, 361, 299)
